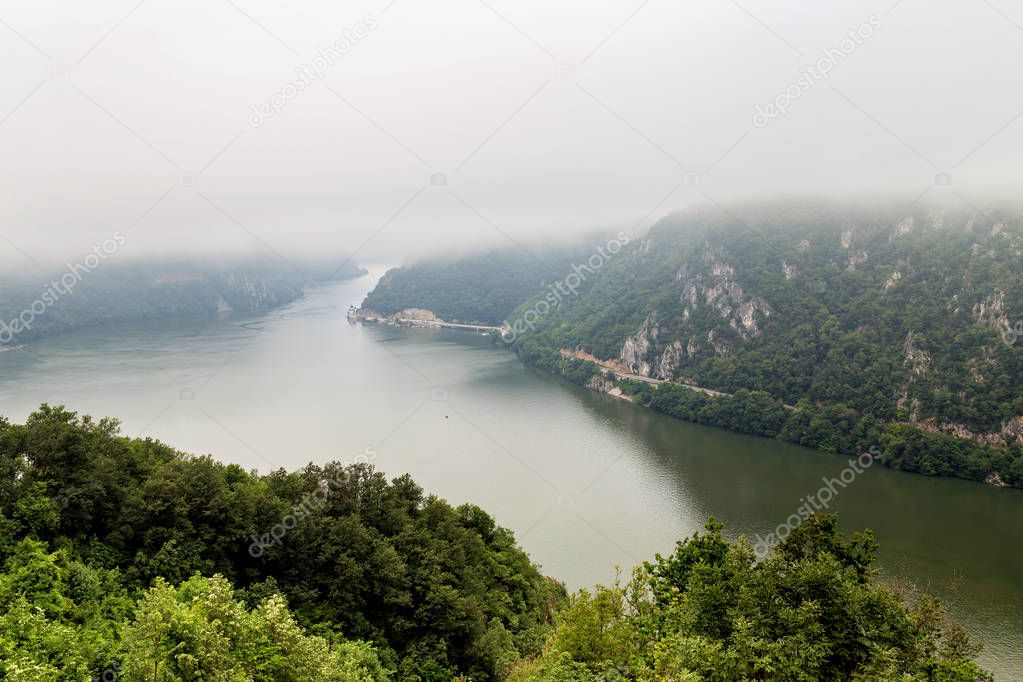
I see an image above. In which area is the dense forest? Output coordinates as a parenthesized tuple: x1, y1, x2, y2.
(0, 407, 990, 680)
(362, 201, 1023, 487)
(519, 344, 1023, 488)
(509, 517, 990, 681)
(0, 405, 560, 680)
(360, 245, 594, 325)
(508, 203, 1023, 433)
(0, 258, 365, 346)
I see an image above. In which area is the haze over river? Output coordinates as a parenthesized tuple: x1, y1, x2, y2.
(1, 269, 1020, 677)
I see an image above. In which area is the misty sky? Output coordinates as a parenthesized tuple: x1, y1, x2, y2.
(1, 0, 1021, 269)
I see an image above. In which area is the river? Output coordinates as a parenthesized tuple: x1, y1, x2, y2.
(0, 268, 1020, 677)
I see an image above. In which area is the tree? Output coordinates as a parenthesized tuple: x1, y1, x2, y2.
(120, 574, 389, 681)
(509, 517, 992, 681)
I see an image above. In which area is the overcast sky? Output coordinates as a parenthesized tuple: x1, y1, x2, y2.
(2, 0, 1022, 269)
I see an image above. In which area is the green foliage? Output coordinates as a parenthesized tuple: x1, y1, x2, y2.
(0, 406, 564, 680)
(0, 539, 131, 680)
(360, 244, 595, 325)
(516, 341, 601, 388)
(0, 407, 992, 679)
(880, 423, 1017, 482)
(619, 373, 1021, 486)
(120, 574, 388, 681)
(510, 517, 992, 681)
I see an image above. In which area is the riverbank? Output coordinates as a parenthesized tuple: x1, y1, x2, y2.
(559, 348, 800, 409)
(342, 316, 1023, 491)
(343, 318, 1022, 491)
(516, 340, 1023, 490)
(349, 306, 504, 333)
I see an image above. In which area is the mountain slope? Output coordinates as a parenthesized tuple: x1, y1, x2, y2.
(517, 203, 1023, 441)
(361, 244, 601, 326)
(361, 200, 1023, 486)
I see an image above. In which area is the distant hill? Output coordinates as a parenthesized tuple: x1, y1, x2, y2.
(360, 244, 595, 325)
(0, 257, 365, 345)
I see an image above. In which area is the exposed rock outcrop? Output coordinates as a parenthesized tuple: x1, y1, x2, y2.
(972, 291, 1009, 331)
(882, 271, 902, 293)
(707, 329, 729, 356)
(656, 340, 686, 380)
(903, 331, 931, 378)
(585, 373, 617, 394)
(620, 315, 656, 376)
(912, 414, 1023, 449)
(893, 216, 915, 239)
(679, 257, 772, 341)
(847, 251, 867, 271)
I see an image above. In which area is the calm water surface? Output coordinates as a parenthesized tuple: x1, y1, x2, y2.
(1, 269, 1020, 678)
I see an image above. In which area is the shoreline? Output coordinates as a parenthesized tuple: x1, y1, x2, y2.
(336, 312, 1021, 492)
(517, 343, 1023, 491)
(348, 306, 504, 333)
(558, 348, 799, 409)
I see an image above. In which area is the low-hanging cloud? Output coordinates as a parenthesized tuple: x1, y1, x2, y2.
(1, 0, 1020, 271)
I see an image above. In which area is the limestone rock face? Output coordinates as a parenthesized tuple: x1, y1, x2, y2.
(585, 373, 616, 394)
(882, 271, 902, 293)
(656, 340, 685, 380)
(972, 291, 1008, 332)
(902, 331, 931, 378)
(620, 315, 656, 376)
(622, 256, 776, 381)
(893, 216, 915, 238)
(678, 257, 772, 342)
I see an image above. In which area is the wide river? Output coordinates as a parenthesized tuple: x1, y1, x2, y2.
(1, 269, 1020, 677)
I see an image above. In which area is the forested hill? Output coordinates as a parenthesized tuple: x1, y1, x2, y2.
(520, 203, 1023, 433)
(360, 244, 596, 325)
(0, 406, 992, 680)
(0, 258, 365, 345)
(360, 201, 1023, 486)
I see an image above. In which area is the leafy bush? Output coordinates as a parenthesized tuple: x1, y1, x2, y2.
(510, 517, 992, 681)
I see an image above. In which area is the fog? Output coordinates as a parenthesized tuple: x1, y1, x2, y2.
(2, 0, 1021, 269)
